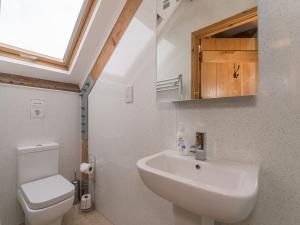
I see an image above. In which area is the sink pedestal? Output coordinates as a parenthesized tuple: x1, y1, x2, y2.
(173, 206, 214, 225)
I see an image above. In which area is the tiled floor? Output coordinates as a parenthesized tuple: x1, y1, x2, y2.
(62, 205, 113, 225)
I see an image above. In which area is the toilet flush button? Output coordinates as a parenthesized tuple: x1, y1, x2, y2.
(30, 99, 45, 118)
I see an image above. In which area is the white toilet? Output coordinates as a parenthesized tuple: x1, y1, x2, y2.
(17, 143, 74, 225)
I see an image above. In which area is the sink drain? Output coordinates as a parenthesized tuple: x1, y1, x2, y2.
(195, 164, 201, 170)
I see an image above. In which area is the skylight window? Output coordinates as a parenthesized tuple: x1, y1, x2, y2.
(0, 0, 95, 69)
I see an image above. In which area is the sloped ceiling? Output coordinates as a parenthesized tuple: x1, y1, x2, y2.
(0, 0, 127, 87)
(157, 0, 182, 33)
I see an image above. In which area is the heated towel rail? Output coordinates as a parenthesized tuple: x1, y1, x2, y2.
(156, 74, 183, 100)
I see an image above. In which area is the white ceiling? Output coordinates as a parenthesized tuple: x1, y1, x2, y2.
(157, 0, 182, 33)
(0, 0, 127, 87)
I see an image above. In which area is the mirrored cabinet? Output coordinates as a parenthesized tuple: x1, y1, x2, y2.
(156, 1, 258, 102)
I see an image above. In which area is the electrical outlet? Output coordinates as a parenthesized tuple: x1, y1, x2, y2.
(125, 86, 134, 103)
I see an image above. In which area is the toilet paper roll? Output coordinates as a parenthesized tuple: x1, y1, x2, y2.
(80, 194, 92, 210)
(80, 163, 94, 175)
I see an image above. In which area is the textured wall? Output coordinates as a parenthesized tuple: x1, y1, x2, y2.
(0, 85, 81, 225)
(90, 0, 300, 225)
(176, 0, 300, 224)
(88, 1, 176, 225)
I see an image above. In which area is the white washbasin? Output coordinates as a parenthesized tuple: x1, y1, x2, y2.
(137, 150, 259, 223)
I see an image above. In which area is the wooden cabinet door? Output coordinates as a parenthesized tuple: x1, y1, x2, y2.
(216, 63, 230, 97)
(201, 62, 258, 98)
(202, 63, 242, 98)
(201, 63, 217, 98)
(200, 38, 258, 99)
(241, 63, 258, 96)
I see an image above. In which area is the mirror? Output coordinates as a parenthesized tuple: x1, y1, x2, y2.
(156, 0, 258, 102)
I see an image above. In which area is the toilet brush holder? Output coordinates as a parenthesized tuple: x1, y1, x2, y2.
(71, 172, 81, 205)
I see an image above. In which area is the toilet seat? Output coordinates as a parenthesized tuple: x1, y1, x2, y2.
(20, 175, 74, 210)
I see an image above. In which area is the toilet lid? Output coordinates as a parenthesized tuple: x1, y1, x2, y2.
(20, 174, 74, 210)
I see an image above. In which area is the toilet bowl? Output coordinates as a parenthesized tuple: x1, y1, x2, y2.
(17, 143, 74, 225)
(17, 175, 74, 225)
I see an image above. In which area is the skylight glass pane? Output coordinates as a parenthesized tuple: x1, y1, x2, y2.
(0, 0, 85, 59)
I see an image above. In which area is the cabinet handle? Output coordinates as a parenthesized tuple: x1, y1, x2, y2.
(233, 64, 240, 79)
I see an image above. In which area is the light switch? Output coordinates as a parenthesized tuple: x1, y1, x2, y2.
(30, 99, 45, 118)
(125, 86, 134, 103)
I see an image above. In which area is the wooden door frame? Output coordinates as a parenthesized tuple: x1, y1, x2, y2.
(191, 7, 257, 99)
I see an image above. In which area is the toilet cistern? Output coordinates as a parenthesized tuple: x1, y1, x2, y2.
(190, 132, 206, 161)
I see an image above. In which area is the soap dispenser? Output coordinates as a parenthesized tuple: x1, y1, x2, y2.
(176, 124, 189, 155)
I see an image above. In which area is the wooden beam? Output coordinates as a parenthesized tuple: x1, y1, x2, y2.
(81, 139, 89, 181)
(0, 73, 80, 92)
(91, 0, 143, 81)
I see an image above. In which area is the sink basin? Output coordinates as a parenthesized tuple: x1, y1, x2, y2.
(137, 150, 259, 223)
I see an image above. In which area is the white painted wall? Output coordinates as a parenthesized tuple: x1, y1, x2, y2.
(157, 0, 257, 100)
(89, 1, 176, 225)
(0, 85, 81, 225)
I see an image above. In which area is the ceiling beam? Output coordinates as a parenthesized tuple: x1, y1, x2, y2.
(0, 73, 80, 93)
(91, 0, 143, 81)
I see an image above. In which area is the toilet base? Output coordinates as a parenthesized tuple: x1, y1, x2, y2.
(18, 189, 73, 225)
(25, 217, 62, 225)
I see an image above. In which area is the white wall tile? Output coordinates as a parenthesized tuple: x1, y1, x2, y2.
(90, 0, 300, 225)
(88, 1, 176, 225)
(176, 1, 300, 224)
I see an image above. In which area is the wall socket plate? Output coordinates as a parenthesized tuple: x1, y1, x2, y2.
(125, 86, 134, 103)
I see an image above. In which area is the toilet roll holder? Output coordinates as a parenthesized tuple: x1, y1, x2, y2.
(79, 154, 96, 212)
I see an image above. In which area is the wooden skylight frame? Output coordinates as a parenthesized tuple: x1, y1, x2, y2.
(0, 0, 96, 70)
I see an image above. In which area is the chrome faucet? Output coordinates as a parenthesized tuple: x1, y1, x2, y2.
(190, 132, 206, 161)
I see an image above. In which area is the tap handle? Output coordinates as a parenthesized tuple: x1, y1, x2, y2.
(190, 145, 202, 153)
(190, 145, 196, 153)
